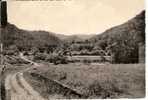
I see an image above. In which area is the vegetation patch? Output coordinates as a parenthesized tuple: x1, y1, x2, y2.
(24, 64, 145, 99)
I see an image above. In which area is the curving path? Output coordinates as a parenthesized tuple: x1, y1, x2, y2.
(5, 72, 46, 100)
(4, 53, 47, 100)
(4, 52, 83, 100)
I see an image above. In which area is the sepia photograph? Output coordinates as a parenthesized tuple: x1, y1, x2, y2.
(0, 0, 145, 99)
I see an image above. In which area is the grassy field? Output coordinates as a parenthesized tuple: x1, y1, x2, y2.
(23, 63, 145, 99)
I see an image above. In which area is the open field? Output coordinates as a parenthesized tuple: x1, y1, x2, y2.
(23, 63, 145, 99)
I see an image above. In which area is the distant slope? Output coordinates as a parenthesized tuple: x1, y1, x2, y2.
(56, 34, 95, 42)
(91, 10, 145, 63)
(92, 10, 145, 43)
(2, 23, 62, 50)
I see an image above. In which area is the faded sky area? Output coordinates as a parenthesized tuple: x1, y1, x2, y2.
(7, 0, 144, 35)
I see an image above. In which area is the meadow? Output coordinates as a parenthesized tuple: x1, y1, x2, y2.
(24, 63, 145, 99)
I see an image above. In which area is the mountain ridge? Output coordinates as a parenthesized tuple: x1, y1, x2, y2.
(1, 23, 62, 51)
(91, 10, 145, 43)
(90, 10, 145, 63)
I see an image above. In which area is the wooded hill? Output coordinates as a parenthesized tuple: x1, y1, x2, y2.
(91, 10, 145, 63)
(1, 23, 62, 52)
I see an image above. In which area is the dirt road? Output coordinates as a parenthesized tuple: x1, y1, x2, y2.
(3, 53, 46, 100)
(5, 72, 46, 100)
(3, 53, 84, 100)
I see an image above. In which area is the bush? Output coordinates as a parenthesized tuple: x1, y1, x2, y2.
(53, 55, 68, 65)
(33, 53, 47, 61)
(45, 54, 55, 63)
(87, 79, 126, 98)
(46, 53, 68, 64)
(83, 59, 91, 65)
(6, 56, 30, 64)
(3, 50, 16, 56)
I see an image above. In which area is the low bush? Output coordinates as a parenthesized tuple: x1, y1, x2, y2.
(83, 59, 91, 65)
(87, 79, 126, 98)
(33, 53, 47, 61)
(6, 56, 29, 64)
(3, 50, 17, 56)
(46, 53, 68, 65)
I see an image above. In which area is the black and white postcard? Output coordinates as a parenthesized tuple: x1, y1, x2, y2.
(0, 0, 146, 99)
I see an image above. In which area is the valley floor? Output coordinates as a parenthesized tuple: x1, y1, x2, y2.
(23, 63, 145, 99)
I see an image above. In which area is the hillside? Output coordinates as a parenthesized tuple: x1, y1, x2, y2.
(91, 10, 145, 63)
(92, 10, 145, 43)
(56, 34, 95, 43)
(1, 23, 62, 51)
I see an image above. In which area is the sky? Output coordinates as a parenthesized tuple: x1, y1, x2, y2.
(7, 0, 144, 35)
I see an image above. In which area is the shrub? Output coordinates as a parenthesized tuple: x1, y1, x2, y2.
(87, 79, 126, 98)
(4, 50, 16, 55)
(33, 53, 47, 61)
(45, 54, 55, 63)
(46, 53, 68, 64)
(83, 59, 91, 65)
(53, 55, 68, 65)
(6, 56, 30, 64)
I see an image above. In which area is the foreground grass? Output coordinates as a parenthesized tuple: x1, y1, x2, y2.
(24, 63, 145, 99)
